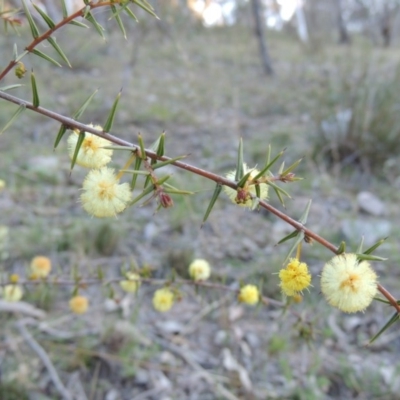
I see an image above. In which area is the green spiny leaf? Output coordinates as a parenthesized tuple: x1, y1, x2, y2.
(152, 155, 187, 170)
(85, 12, 105, 40)
(0, 104, 25, 134)
(369, 311, 399, 344)
(235, 138, 244, 181)
(132, 0, 159, 18)
(123, 6, 139, 21)
(47, 37, 71, 67)
(138, 133, 146, 160)
(0, 84, 23, 91)
(30, 71, 39, 107)
(237, 171, 251, 188)
(337, 241, 346, 254)
(355, 254, 387, 262)
(363, 237, 388, 255)
(72, 89, 98, 120)
(282, 231, 305, 265)
(54, 124, 67, 149)
(31, 49, 62, 67)
(253, 149, 285, 180)
(280, 158, 303, 176)
(61, 0, 68, 18)
(356, 236, 364, 254)
(22, 0, 39, 38)
(110, 4, 127, 39)
(298, 199, 312, 225)
(202, 183, 222, 225)
(69, 20, 89, 28)
(277, 230, 299, 245)
(103, 90, 122, 132)
(267, 181, 291, 199)
(32, 3, 55, 29)
(131, 155, 142, 190)
(70, 131, 85, 170)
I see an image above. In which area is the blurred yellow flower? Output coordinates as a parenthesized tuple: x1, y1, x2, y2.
(223, 163, 268, 210)
(0, 179, 5, 190)
(321, 253, 378, 313)
(188, 259, 211, 281)
(3, 284, 23, 302)
(81, 167, 132, 217)
(30, 256, 52, 279)
(279, 258, 312, 296)
(120, 272, 141, 293)
(67, 124, 113, 169)
(238, 284, 259, 305)
(153, 288, 174, 312)
(9, 274, 19, 284)
(69, 295, 89, 314)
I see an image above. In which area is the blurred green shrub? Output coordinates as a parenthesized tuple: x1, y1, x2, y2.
(311, 59, 400, 176)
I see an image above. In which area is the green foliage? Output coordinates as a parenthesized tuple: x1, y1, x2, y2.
(311, 58, 400, 176)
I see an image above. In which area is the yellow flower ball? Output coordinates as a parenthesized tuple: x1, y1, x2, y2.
(80, 167, 132, 218)
(120, 272, 141, 293)
(153, 288, 174, 312)
(223, 163, 268, 210)
(321, 253, 378, 313)
(3, 284, 23, 302)
(279, 258, 312, 296)
(188, 259, 211, 281)
(9, 274, 19, 284)
(69, 295, 89, 314)
(238, 284, 259, 305)
(30, 256, 52, 279)
(67, 124, 113, 169)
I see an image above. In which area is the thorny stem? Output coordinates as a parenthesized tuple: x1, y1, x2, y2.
(0, 1, 124, 81)
(0, 2, 399, 315)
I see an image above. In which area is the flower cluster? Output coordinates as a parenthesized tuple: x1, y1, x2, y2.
(67, 125, 113, 169)
(30, 256, 52, 279)
(238, 284, 259, 305)
(80, 167, 132, 217)
(120, 272, 141, 293)
(224, 163, 268, 210)
(188, 258, 211, 281)
(279, 258, 312, 297)
(153, 288, 174, 312)
(321, 253, 378, 313)
(69, 295, 89, 314)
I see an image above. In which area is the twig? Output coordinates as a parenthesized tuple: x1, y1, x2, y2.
(151, 334, 240, 400)
(15, 319, 73, 400)
(0, 300, 46, 318)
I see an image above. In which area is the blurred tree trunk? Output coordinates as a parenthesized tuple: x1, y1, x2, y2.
(381, 4, 392, 47)
(251, 0, 273, 75)
(336, 0, 350, 44)
(295, 0, 309, 43)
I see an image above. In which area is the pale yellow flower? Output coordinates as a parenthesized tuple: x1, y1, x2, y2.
(30, 256, 52, 279)
(320, 253, 378, 313)
(120, 272, 141, 293)
(81, 167, 132, 217)
(3, 284, 23, 302)
(223, 163, 268, 209)
(0, 179, 5, 190)
(69, 295, 89, 314)
(68, 124, 113, 169)
(279, 258, 312, 296)
(153, 288, 174, 312)
(238, 284, 259, 305)
(188, 259, 211, 281)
